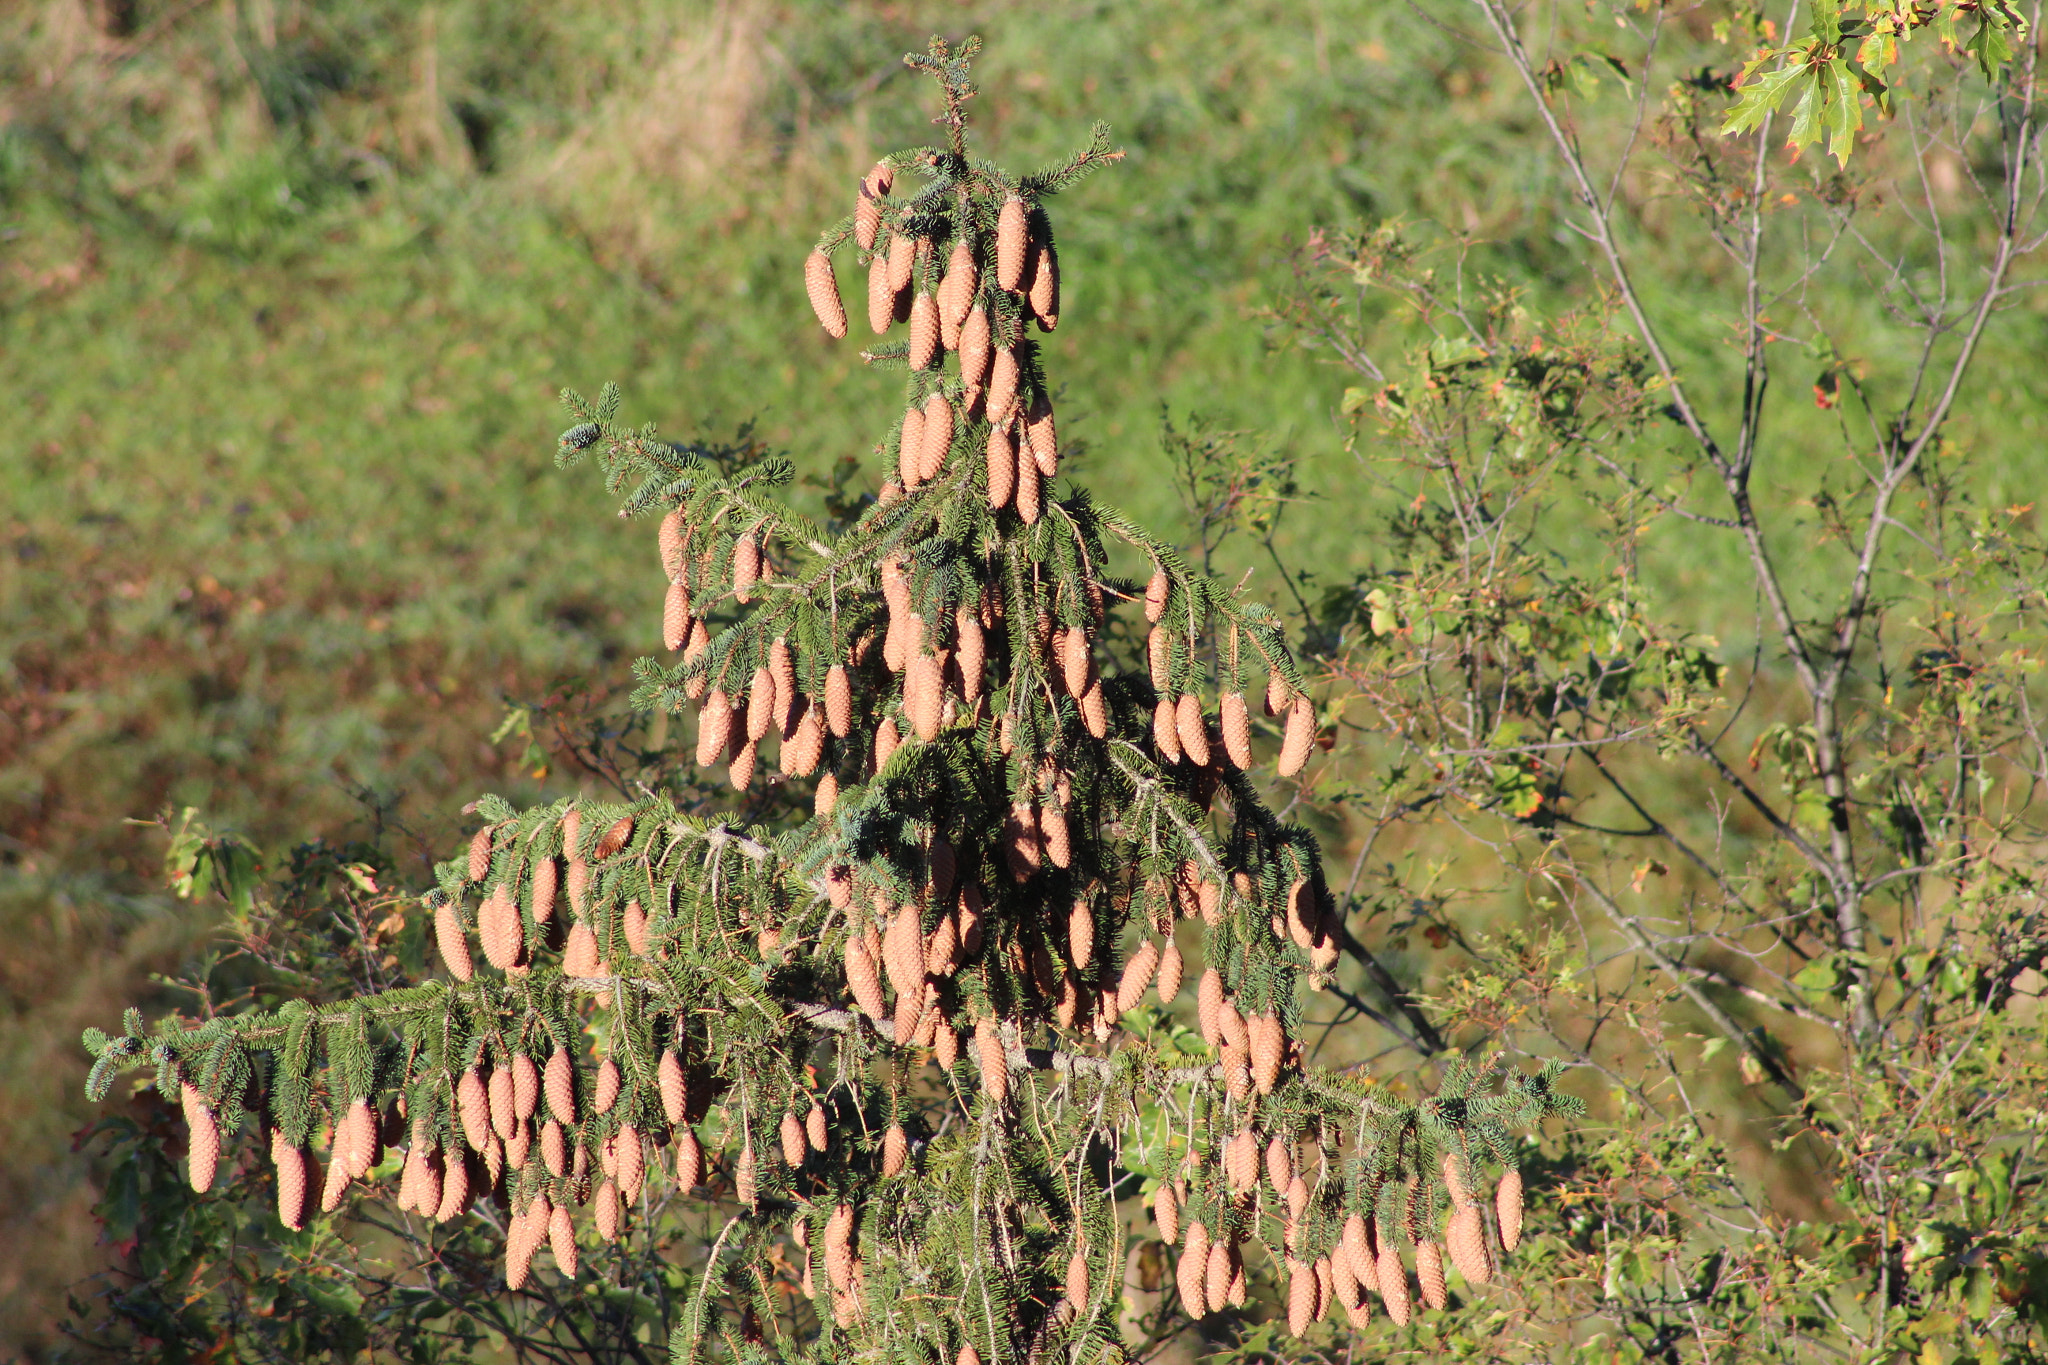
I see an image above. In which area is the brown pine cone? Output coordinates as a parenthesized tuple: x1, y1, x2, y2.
(1144, 567, 1170, 622)
(882, 1122, 908, 1177)
(854, 161, 891, 251)
(1447, 1202, 1492, 1285)
(1065, 1248, 1089, 1312)
(1265, 1136, 1293, 1198)
(1204, 1240, 1230, 1316)
(435, 903, 474, 982)
(1416, 1239, 1447, 1311)
(866, 249, 894, 333)
(658, 1049, 687, 1126)
(959, 305, 992, 388)
(658, 506, 687, 579)
(594, 1179, 621, 1241)
(1155, 939, 1184, 1004)
(1025, 391, 1057, 477)
(1496, 1168, 1524, 1252)
(845, 934, 887, 1021)
(696, 688, 732, 766)
(487, 1069, 516, 1143)
(183, 1085, 219, 1193)
(530, 857, 558, 925)
(1220, 691, 1252, 769)
(736, 1142, 758, 1207)
(677, 1126, 703, 1190)
(732, 534, 761, 604)
(466, 824, 494, 883)
(909, 291, 940, 369)
(1153, 1180, 1180, 1245)
(975, 1021, 1009, 1104)
(1196, 967, 1225, 1046)
(898, 403, 926, 487)
(1152, 697, 1183, 763)
(594, 1058, 621, 1115)
(780, 1111, 808, 1167)
(1177, 1221, 1210, 1317)
(273, 1129, 309, 1230)
(1148, 626, 1171, 692)
(1249, 1012, 1285, 1094)
(886, 230, 915, 293)
(805, 249, 847, 338)
(939, 238, 976, 324)
(544, 1047, 575, 1125)
(1029, 238, 1059, 329)
(549, 1203, 579, 1278)
(563, 921, 602, 978)
(1015, 455, 1041, 524)
(456, 1069, 490, 1151)
(663, 578, 692, 651)
(1175, 694, 1211, 766)
(883, 902, 925, 998)
(1066, 898, 1094, 972)
(824, 663, 853, 737)
(1376, 1239, 1411, 1325)
(1117, 938, 1162, 1015)
(996, 195, 1028, 291)
(985, 420, 1016, 510)
(986, 347, 1019, 428)
(623, 898, 650, 956)
(1079, 677, 1107, 738)
(1279, 695, 1315, 776)
(1287, 1257, 1313, 1337)
(540, 1119, 567, 1178)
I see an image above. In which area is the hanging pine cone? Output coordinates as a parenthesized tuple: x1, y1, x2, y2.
(1025, 391, 1057, 476)
(658, 1049, 687, 1126)
(549, 1203, 579, 1278)
(909, 291, 940, 369)
(886, 231, 916, 296)
(435, 903, 474, 982)
(1175, 694, 1211, 766)
(975, 1020, 1008, 1103)
(867, 249, 894, 335)
(1447, 1202, 1492, 1285)
(1416, 1239, 1447, 1311)
(1287, 1257, 1313, 1337)
(1029, 237, 1059, 330)
(986, 347, 1019, 428)
(466, 825, 494, 883)
(1066, 898, 1094, 971)
(737, 1143, 758, 1207)
(1117, 938, 1161, 1014)
(1015, 454, 1041, 523)
(545, 1047, 576, 1125)
(1059, 624, 1089, 696)
(1177, 1222, 1210, 1317)
(899, 403, 926, 487)
(1148, 626, 1171, 691)
(1154, 938, 1184, 1004)
(1040, 802, 1071, 868)
(697, 689, 733, 767)
(1221, 691, 1252, 768)
(1279, 694, 1315, 776)
(985, 421, 1016, 510)
(1065, 1248, 1089, 1312)
(594, 1058, 621, 1115)
(846, 933, 887, 1021)
(732, 533, 761, 604)
(996, 195, 1028, 291)
(182, 1084, 219, 1193)
(921, 391, 954, 482)
(854, 161, 891, 251)
(1152, 1179, 1180, 1245)
(1249, 1012, 1286, 1095)
(563, 920, 602, 977)
(658, 506, 687, 579)
(1377, 1237, 1411, 1325)
(530, 857, 558, 924)
(882, 1122, 908, 1177)
(781, 1110, 808, 1167)
(273, 1130, 309, 1230)
(1496, 1168, 1524, 1252)
(456, 1069, 490, 1151)
(956, 607, 986, 700)
(677, 1126, 704, 1189)
(823, 663, 853, 738)
(487, 1069, 515, 1142)
(806, 249, 848, 338)
(939, 237, 977, 324)
(959, 305, 992, 389)
(1204, 1240, 1230, 1314)
(1152, 696, 1183, 763)
(1265, 1136, 1293, 1198)
(1196, 967, 1225, 1046)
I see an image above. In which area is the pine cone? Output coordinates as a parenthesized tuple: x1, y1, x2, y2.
(1079, 677, 1107, 738)
(530, 857, 558, 925)
(1265, 1137, 1293, 1198)
(456, 1069, 490, 1150)
(887, 230, 916, 293)
(658, 506, 687, 579)
(1496, 1168, 1524, 1252)
(615, 1124, 644, 1200)
(663, 578, 692, 651)
(845, 934, 887, 1021)
(1279, 694, 1315, 776)
(656, 1049, 687, 1126)
(1330, 1234, 1362, 1310)
(677, 1126, 703, 1190)
(1251, 1012, 1287, 1094)
(986, 347, 1019, 428)
(479, 884, 519, 971)
(939, 238, 977, 325)
(593, 1179, 620, 1241)
(984, 421, 1016, 510)
(466, 825, 494, 883)
(736, 1143, 758, 1208)
(1197, 879, 1221, 924)
(1028, 238, 1059, 330)
(1196, 968, 1225, 1046)
(545, 1047, 576, 1125)
(1447, 1202, 1492, 1285)
(435, 903, 474, 981)
(958, 1347, 981, 1365)
(805, 1101, 828, 1154)
(909, 291, 940, 369)
(1015, 455, 1041, 524)
(1175, 694, 1211, 766)
(883, 903, 925, 998)
(319, 1141, 349, 1213)
(549, 1203, 579, 1278)
(1147, 626, 1171, 692)
(1151, 1179, 1179, 1245)
(975, 1020, 1008, 1103)
(1148, 940, 1181, 1005)
(434, 1146, 469, 1222)
(696, 688, 733, 767)
(1065, 1248, 1089, 1312)
(956, 884, 986, 957)
(786, 702, 824, 776)
(1416, 1239, 1447, 1311)
(1117, 938, 1161, 1015)
(1040, 802, 1071, 868)
(824, 1202, 856, 1292)
(539, 1119, 566, 1178)
(1152, 697, 1183, 764)
(563, 921, 602, 978)
(1265, 668, 1288, 717)
(866, 249, 895, 334)
(996, 195, 1028, 291)
(1204, 1240, 1231, 1317)
(484, 1069, 514, 1143)
(1177, 1221, 1210, 1317)
(624, 897, 652, 957)
(1066, 899, 1094, 971)
(732, 534, 761, 604)
(1220, 691, 1252, 769)
(273, 1130, 309, 1230)
(1025, 391, 1058, 477)
(182, 1085, 219, 1193)
(805, 249, 847, 339)
(781, 1110, 808, 1167)
(684, 620, 711, 698)
(882, 1122, 908, 1177)
(1287, 1258, 1313, 1337)
(1055, 623, 1086, 697)
(594, 1058, 621, 1115)
(955, 608, 986, 701)
(854, 161, 890, 251)
(959, 305, 992, 388)
(1376, 1239, 1411, 1325)
(934, 1021, 960, 1068)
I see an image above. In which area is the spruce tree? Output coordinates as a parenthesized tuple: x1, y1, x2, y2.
(82, 39, 1577, 1361)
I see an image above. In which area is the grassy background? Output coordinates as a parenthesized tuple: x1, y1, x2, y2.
(5, 0, 2046, 1353)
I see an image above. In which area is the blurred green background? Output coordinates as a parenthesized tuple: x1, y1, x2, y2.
(5, 0, 2045, 1354)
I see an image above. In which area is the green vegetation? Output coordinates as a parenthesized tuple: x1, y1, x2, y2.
(6, 0, 2048, 1360)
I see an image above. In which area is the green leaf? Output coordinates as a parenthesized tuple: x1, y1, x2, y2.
(1821, 58, 1865, 164)
(1722, 54, 1812, 138)
(1786, 70, 1827, 153)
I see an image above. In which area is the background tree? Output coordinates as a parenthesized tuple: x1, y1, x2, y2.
(72, 39, 1572, 1365)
